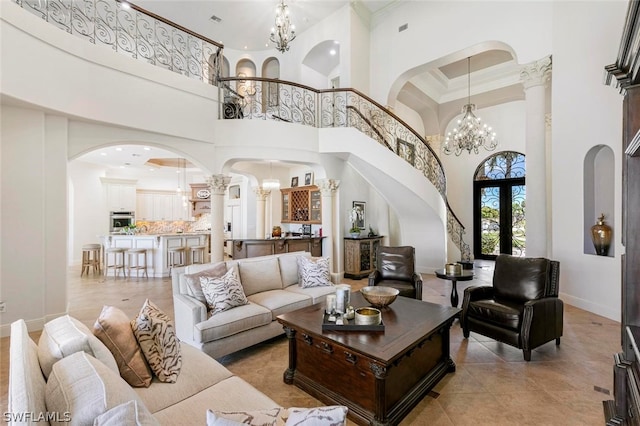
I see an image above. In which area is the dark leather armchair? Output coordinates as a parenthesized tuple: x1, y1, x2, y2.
(368, 246, 422, 300)
(461, 254, 563, 361)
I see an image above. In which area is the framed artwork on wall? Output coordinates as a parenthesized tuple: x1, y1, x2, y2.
(291, 177, 299, 187)
(352, 201, 366, 230)
(304, 172, 313, 186)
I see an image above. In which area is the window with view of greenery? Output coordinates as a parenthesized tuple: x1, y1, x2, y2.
(473, 152, 526, 259)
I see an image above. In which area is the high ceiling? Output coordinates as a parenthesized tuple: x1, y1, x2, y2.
(75, 1, 522, 174)
(134, 0, 396, 51)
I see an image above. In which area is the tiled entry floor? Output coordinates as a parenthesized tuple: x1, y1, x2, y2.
(0, 260, 618, 425)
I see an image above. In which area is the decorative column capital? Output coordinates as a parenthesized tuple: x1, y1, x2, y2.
(206, 174, 232, 195)
(520, 55, 552, 90)
(316, 178, 340, 196)
(254, 187, 270, 201)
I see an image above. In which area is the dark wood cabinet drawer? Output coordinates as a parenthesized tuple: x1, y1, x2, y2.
(295, 333, 376, 411)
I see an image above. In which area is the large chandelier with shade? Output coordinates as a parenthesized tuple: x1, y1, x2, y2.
(269, 0, 296, 53)
(443, 57, 498, 156)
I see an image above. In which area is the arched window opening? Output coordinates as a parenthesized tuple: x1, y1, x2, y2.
(473, 151, 526, 259)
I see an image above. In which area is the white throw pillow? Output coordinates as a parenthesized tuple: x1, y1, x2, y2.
(93, 400, 159, 426)
(38, 315, 119, 379)
(297, 256, 331, 288)
(285, 406, 348, 426)
(200, 267, 249, 314)
(45, 351, 149, 426)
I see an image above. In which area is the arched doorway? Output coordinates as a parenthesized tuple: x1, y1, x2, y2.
(473, 151, 526, 259)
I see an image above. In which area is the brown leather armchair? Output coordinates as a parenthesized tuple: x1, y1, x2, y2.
(461, 254, 563, 361)
(368, 246, 422, 300)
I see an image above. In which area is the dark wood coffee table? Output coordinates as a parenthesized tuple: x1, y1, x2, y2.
(277, 292, 460, 426)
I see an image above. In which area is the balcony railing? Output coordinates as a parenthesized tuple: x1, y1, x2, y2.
(13, 0, 223, 84)
(220, 77, 471, 260)
(10, 0, 468, 260)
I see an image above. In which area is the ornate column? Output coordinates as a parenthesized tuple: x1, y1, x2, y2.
(520, 56, 552, 257)
(316, 178, 340, 281)
(254, 187, 270, 239)
(206, 174, 232, 262)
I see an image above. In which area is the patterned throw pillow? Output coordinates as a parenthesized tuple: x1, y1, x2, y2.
(200, 267, 249, 314)
(206, 408, 283, 426)
(285, 406, 348, 426)
(131, 299, 182, 383)
(183, 262, 228, 305)
(297, 256, 331, 288)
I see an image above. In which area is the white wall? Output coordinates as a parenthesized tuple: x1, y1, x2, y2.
(440, 101, 527, 251)
(1, 106, 68, 333)
(551, 1, 626, 320)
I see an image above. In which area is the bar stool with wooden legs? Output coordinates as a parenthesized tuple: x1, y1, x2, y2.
(126, 248, 148, 278)
(167, 246, 186, 273)
(81, 243, 102, 276)
(104, 247, 126, 279)
(190, 245, 207, 265)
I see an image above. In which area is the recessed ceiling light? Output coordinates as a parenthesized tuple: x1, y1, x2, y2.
(334, 40, 340, 44)
(120, 2, 130, 9)
(143, 147, 151, 151)
(329, 49, 336, 56)
(100, 152, 107, 156)
(244, 46, 248, 50)
(115, 147, 123, 151)
(149, 168, 155, 172)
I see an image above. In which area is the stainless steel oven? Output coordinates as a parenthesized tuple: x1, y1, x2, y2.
(110, 211, 135, 232)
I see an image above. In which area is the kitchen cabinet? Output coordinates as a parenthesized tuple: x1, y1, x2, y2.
(189, 183, 212, 216)
(102, 178, 137, 212)
(280, 185, 321, 224)
(230, 237, 324, 259)
(344, 236, 383, 279)
(137, 191, 190, 221)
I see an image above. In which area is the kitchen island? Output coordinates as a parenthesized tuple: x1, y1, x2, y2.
(100, 233, 209, 277)
(230, 236, 324, 259)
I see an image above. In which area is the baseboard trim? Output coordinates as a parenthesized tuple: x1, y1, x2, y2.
(0, 312, 67, 338)
(559, 292, 620, 322)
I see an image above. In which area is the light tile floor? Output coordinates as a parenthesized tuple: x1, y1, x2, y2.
(0, 260, 618, 425)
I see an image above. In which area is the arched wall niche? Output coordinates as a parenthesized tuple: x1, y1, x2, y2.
(221, 56, 231, 78)
(236, 58, 256, 77)
(583, 144, 615, 257)
(262, 57, 280, 79)
(262, 57, 280, 111)
(236, 58, 257, 97)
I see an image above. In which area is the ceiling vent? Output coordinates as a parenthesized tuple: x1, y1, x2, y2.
(210, 15, 222, 23)
(399, 23, 408, 32)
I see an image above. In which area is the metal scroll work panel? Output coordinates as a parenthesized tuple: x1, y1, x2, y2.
(14, 0, 222, 84)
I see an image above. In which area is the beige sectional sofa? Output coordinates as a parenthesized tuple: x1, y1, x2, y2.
(172, 251, 337, 359)
(8, 318, 281, 425)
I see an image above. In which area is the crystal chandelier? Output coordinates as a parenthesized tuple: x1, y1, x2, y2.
(443, 57, 498, 156)
(270, 0, 296, 53)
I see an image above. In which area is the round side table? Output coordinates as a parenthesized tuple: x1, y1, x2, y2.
(434, 269, 475, 308)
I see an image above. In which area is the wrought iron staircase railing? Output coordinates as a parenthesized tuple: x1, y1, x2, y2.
(220, 77, 471, 260)
(9, 0, 469, 260)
